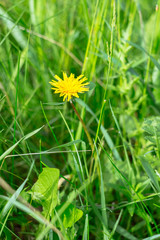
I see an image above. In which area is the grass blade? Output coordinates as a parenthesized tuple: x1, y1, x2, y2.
(140, 156, 160, 192)
(76, 98, 122, 161)
(0, 126, 44, 162)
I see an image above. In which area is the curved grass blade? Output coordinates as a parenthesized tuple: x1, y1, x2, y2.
(140, 156, 160, 192)
(76, 98, 122, 161)
(0, 195, 64, 240)
(0, 160, 34, 220)
(0, 8, 26, 47)
(109, 210, 123, 240)
(0, 126, 44, 162)
(109, 220, 138, 240)
(123, 39, 160, 71)
(143, 234, 160, 240)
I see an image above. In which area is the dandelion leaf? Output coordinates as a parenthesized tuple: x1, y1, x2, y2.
(56, 203, 83, 228)
(30, 168, 59, 215)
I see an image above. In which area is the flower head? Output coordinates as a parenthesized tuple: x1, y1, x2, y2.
(49, 72, 89, 101)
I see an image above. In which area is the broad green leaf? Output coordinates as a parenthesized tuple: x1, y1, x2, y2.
(144, 136, 156, 144)
(30, 168, 59, 215)
(142, 118, 160, 147)
(142, 122, 154, 135)
(142, 118, 160, 136)
(54, 176, 94, 221)
(56, 203, 83, 228)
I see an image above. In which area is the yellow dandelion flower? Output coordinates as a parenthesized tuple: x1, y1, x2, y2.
(49, 72, 89, 101)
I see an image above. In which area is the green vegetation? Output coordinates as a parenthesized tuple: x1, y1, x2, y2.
(1, 0, 160, 239)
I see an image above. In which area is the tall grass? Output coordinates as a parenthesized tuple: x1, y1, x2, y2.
(0, 0, 160, 239)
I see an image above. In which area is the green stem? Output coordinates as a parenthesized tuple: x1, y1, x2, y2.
(70, 101, 94, 151)
(70, 101, 98, 177)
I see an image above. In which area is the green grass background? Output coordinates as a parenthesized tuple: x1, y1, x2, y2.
(1, 0, 160, 239)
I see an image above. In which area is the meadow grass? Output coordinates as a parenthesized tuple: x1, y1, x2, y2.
(0, 0, 160, 239)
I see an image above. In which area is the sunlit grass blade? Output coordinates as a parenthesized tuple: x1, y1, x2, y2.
(143, 234, 160, 240)
(82, 214, 89, 240)
(0, 8, 26, 47)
